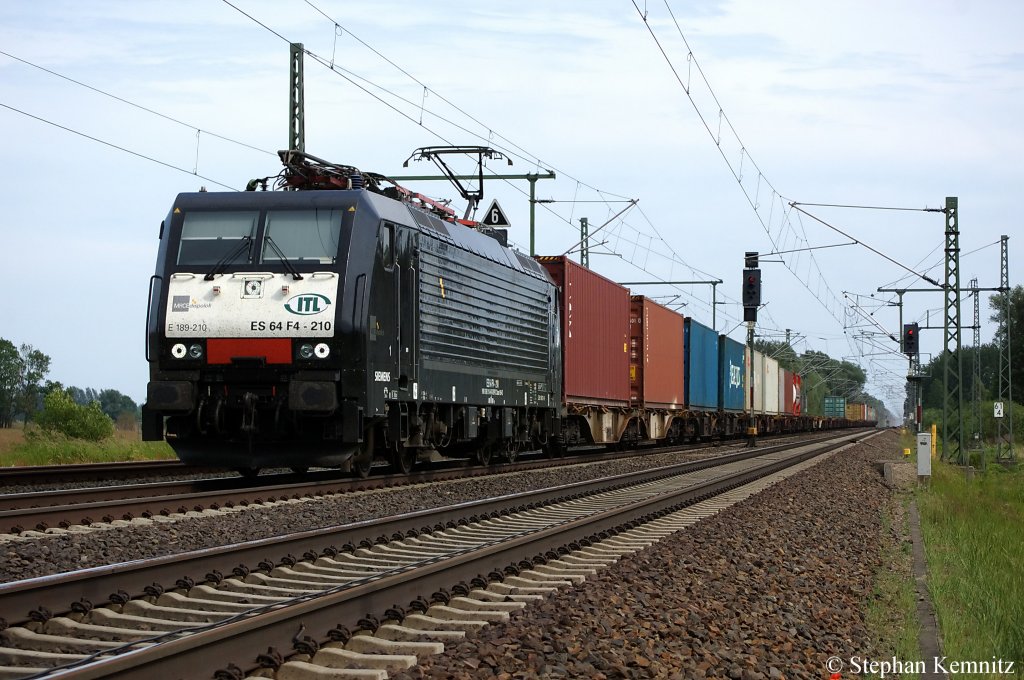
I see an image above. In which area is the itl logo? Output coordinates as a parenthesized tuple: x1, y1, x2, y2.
(729, 361, 742, 388)
(285, 293, 331, 315)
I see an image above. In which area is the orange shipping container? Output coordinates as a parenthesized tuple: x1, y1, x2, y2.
(845, 402, 866, 421)
(630, 296, 685, 409)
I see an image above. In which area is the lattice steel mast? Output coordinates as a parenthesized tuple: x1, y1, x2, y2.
(969, 277, 983, 465)
(996, 235, 1015, 461)
(942, 197, 964, 463)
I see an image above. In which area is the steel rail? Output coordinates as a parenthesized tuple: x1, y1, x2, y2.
(0, 431, 834, 534)
(0, 431, 866, 628)
(0, 460, 194, 486)
(36, 430, 874, 679)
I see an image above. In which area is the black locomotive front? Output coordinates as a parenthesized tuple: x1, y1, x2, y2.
(143, 181, 561, 474)
(142, 189, 381, 471)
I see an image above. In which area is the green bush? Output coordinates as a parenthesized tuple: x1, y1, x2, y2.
(34, 389, 114, 441)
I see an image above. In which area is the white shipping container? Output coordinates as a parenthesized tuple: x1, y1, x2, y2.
(744, 347, 752, 412)
(764, 356, 780, 415)
(752, 350, 765, 413)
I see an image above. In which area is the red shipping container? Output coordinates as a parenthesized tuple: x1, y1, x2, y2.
(783, 369, 796, 415)
(538, 256, 630, 405)
(793, 374, 803, 415)
(630, 296, 685, 409)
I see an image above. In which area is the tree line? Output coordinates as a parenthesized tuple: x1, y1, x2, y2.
(0, 338, 139, 429)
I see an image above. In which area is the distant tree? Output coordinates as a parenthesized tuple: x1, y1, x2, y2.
(15, 344, 51, 424)
(0, 338, 18, 428)
(97, 389, 138, 422)
(67, 386, 89, 406)
(989, 285, 1023, 396)
(35, 388, 113, 441)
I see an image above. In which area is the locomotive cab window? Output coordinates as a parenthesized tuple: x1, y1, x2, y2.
(261, 209, 342, 264)
(176, 211, 258, 265)
(380, 222, 395, 269)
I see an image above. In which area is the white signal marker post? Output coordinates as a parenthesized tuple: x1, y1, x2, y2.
(917, 431, 932, 482)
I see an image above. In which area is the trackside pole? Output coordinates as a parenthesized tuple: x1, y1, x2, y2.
(746, 319, 757, 447)
(743, 252, 760, 447)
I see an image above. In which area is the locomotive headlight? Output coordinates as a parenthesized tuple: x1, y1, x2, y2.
(171, 343, 187, 359)
(188, 343, 204, 359)
(314, 342, 330, 359)
(299, 343, 315, 360)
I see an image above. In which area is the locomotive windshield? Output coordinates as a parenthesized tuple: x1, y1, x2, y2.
(261, 208, 342, 264)
(173, 208, 343, 269)
(176, 211, 258, 265)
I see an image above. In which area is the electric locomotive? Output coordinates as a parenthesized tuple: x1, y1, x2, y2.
(143, 151, 561, 475)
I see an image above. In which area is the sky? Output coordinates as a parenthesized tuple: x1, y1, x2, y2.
(1, 1, 1020, 417)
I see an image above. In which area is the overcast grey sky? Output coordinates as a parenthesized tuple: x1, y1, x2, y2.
(1, 1, 1020, 416)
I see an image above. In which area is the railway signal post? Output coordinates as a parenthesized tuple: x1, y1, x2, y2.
(744, 252, 761, 447)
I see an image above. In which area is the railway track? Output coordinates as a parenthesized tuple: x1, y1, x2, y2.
(0, 430, 875, 679)
(0, 432, 835, 535)
(0, 460, 200, 489)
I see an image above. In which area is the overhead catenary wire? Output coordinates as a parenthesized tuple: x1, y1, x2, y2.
(789, 201, 945, 213)
(4, 0, 745, 331)
(630, 1, 847, 326)
(0, 102, 237, 191)
(789, 204, 943, 287)
(221, 0, 743, 328)
(296, 0, 732, 311)
(10, 5, 841, 350)
(0, 49, 274, 158)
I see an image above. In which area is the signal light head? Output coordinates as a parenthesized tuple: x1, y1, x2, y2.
(741, 268, 761, 308)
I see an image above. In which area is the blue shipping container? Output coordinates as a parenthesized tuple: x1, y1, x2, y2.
(684, 318, 720, 410)
(718, 335, 746, 412)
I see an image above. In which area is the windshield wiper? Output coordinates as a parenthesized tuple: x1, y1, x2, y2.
(264, 236, 304, 281)
(205, 235, 253, 281)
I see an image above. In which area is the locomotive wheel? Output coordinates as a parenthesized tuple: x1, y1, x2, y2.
(352, 428, 375, 479)
(236, 467, 261, 479)
(352, 455, 373, 478)
(504, 441, 518, 463)
(393, 448, 417, 474)
(476, 445, 492, 466)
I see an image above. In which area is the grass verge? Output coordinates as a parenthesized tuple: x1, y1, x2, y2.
(865, 494, 920, 678)
(0, 429, 175, 467)
(917, 460, 1024, 670)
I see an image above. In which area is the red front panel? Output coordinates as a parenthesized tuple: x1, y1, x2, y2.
(207, 338, 293, 365)
(539, 256, 630, 405)
(631, 296, 684, 408)
(783, 369, 796, 415)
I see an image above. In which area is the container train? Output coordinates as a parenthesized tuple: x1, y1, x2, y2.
(142, 150, 875, 475)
